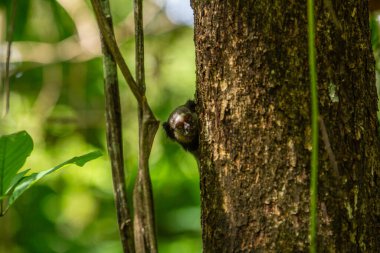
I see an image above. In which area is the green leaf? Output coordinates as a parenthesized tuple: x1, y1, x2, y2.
(6, 169, 30, 194)
(0, 131, 33, 196)
(64, 151, 103, 167)
(8, 151, 102, 207)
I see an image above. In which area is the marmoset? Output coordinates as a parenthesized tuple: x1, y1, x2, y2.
(163, 100, 199, 157)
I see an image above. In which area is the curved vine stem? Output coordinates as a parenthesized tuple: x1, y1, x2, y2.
(132, 0, 159, 252)
(91, 0, 142, 103)
(96, 0, 135, 252)
(90, 0, 159, 252)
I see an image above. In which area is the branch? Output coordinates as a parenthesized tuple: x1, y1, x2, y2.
(90, 0, 142, 103)
(97, 0, 135, 252)
(90, 0, 159, 252)
(134, 0, 145, 91)
(133, 100, 159, 253)
(132, 0, 159, 252)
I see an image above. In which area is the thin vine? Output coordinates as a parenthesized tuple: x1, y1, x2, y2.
(96, 0, 135, 252)
(132, 0, 159, 251)
(307, 0, 319, 252)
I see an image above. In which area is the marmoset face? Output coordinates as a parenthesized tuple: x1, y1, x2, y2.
(163, 100, 199, 152)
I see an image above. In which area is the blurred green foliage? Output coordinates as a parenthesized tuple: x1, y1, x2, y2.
(0, 0, 200, 252)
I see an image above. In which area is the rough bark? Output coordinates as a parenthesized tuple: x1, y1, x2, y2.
(191, 0, 380, 252)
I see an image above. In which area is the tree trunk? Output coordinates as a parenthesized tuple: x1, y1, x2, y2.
(191, 0, 380, 252)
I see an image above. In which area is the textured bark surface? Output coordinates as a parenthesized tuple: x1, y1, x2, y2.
(191, 0, 380, 252)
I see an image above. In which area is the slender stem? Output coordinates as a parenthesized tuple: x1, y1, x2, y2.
(307, 0, 319, 252)
(133, 101, 159, 253)
(91, 0, 142, 103)
(132, 0, 158, 252)
(98, 0, 135, 252)
(134, 0, 145, 92)
(2, 0, 17, 118)
(90, 0, 159, 251)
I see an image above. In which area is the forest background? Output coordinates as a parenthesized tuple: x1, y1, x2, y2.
(0, 0, 379, 253)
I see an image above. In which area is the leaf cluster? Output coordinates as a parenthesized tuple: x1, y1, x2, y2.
(0, 131, 101, 216)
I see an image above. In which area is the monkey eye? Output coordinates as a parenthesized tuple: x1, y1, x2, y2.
(183, 114, 192, 122)
(175, 121, 184, 130)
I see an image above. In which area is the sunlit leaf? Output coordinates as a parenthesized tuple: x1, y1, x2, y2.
(6, 169, 30, 194)
(8, 151, 102, 207)
(0, 131, 33, 196)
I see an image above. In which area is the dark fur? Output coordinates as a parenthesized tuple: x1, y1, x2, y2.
(184, 100, 196, 113)
(163, 100, 199, 153)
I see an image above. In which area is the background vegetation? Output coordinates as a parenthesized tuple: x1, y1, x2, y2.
(0, 1, 379, 252)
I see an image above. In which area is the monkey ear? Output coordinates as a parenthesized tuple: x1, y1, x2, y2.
(185, 100, 196, 112)
(162, 122, 175, 140)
